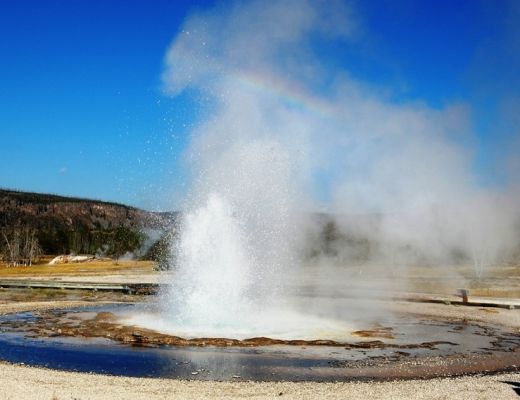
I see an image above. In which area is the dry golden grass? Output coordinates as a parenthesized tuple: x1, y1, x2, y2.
(0, 258, 518, 298)
(317, 263, 520, 298)
(0, 260, 156, 277)
(407, 280, 520, 298)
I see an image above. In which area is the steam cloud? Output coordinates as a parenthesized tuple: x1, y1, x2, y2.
(158, 0, 520, 333)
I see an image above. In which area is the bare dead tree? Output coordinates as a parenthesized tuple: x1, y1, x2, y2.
(26, 230, 42, 266)
(1, 229, 20, 266)
(1, 227, 41, 267)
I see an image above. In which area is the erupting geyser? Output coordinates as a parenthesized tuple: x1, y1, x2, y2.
(152, 139, 317, 339)
(131, 0, 520, 341)
(147, 144, 308, 338)
(1, 0, 520, 389)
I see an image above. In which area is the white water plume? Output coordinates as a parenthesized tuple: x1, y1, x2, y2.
(160, 137, 302, 336)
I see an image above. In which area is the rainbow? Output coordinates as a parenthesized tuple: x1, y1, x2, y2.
(230, 69, 338, 120)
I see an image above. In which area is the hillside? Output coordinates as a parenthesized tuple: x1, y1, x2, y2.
(0, 189, 176, 256)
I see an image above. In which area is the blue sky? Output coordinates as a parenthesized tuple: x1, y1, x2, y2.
(0, 0, 518, 210)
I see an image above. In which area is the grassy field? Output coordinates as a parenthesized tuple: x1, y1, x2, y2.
(0, 259, 156, 277)
(0, 258, 518, 298)
(301, 263, 520, 298)
(403, 264, 520, 297)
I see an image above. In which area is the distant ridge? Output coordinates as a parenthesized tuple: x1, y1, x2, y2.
(0, 188, 176, 255)
(0, 188, 137, 209)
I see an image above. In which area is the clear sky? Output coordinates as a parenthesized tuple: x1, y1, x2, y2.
(0, 0, 518, 210)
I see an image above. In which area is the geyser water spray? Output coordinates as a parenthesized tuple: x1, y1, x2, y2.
(161, 138, 302, 335)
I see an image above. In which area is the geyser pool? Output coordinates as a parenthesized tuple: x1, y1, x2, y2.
(0, 301, 519, 381)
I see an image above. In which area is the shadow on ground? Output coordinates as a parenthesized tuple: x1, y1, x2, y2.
(502, 381, 520, 396)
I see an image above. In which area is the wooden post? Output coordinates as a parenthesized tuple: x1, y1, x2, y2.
(459, 289, 469, 303)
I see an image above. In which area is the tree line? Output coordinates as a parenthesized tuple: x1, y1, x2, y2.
(0, 225, 146, 266)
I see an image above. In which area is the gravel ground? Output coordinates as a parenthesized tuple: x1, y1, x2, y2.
(0, 362, 519, 400)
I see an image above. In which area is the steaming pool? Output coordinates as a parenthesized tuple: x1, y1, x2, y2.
(0, 301, 519, 381)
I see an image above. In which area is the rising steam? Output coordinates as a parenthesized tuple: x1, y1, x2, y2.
(155, 0, 520, 336)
